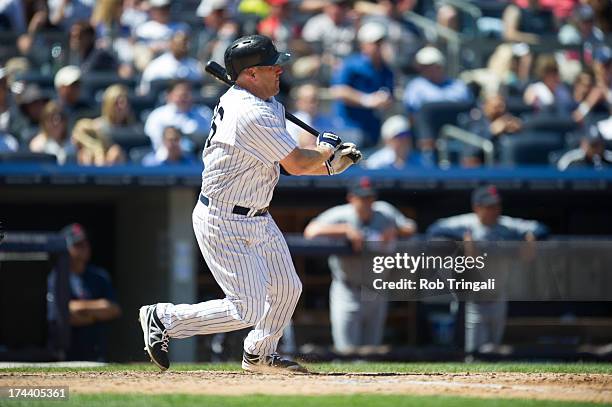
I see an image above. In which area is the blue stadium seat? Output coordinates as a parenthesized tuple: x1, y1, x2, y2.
(0, 152, 56, 163)
(110, 127, 151, 154)
(414, 101, 475, 140)
(522, 114, 579, 135)
(82, 73, 138, 96)
(505, 96, 534, 117)
(127, 94, 157, 122)
(498, 131, 566, 165)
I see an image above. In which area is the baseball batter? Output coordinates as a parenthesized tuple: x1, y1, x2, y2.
(139, 35, 362, 373)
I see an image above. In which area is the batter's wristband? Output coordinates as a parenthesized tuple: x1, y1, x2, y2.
(325, 160, 334, 175)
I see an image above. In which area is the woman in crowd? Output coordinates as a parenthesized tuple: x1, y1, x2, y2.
(29, 101, 75, 164)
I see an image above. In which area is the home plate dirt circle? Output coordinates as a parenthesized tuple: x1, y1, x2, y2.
(2, 371, 611, 403)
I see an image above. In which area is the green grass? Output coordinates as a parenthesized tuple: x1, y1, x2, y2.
(2, 362, 612, 374)
(1, 394, 605, 407)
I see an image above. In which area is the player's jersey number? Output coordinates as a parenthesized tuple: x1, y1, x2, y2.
(205, 105, 225, 150)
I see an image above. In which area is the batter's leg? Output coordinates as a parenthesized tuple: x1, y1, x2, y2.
(243, 217, 302, 356)
(156, 204, 268, 339)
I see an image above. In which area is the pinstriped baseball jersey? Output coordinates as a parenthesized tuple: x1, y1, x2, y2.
(201, 85, 297, 209)
(155, 83, 303, 358)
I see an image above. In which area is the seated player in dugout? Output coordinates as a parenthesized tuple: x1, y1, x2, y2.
(47, 224, 122, 361)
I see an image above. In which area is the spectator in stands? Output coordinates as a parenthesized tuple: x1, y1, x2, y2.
(304, 177, 416, 353)
(354, 0, 423, 75)
(466, 93, 523, 140)
(587, 0, 612, 34)
(466, 43, 532, 98)
(90, 0, 134, 77)
(502, 0, 556, 44)
(71, 117, 126, 166)
(120, 0, 148, 34)
(0, 131, 18, 152)
(139, 31, 203, 95)
(257, 0, 296, 53)
(403, 46, 472, 115)
(523, 55, 573, 115)
(93, 83, 139, 135)
(557, 125, 612, 170)
(53, 65, 93, 123)
(287, 83, 336, 148)
(330, 22, 394, 148)
(365, 115, 428, 169)
(49, 0, 94, 31)
(16, 1, 61, 72)
(29, 101, 75, 164)
(142, 126, 197, 166)
(558, 4, 604, 62)
(571, 69, 603, 123)
(13, 83, 49, 143)
(47, 223, 122, 361)
(91, 0, 127, 46)
(196, 0, 239, 65)
(0, 67, 22, 140)
(573, 47, 612, 122)
(427, 185, 548, 356)
(593, 46, 612, 104)
(67, 20, 118, 74)
(134, 0, 189, 56)
(301, 0, 357, 80)
(144, 80, 212, 153)
(0, 0, 27, 33)
(436, 3, 460, 33)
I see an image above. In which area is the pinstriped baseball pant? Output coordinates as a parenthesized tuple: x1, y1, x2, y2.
(156, 199, 302, 356)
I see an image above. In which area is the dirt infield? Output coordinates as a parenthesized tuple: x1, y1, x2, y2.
(3, 370, 611, 403)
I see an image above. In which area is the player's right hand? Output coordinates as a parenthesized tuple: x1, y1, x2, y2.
(325, 142, 362, 175)
(317, 131, 342, 152)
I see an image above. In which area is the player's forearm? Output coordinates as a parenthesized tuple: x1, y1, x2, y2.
(305, 163, 332, 175)
(70, 299, 122, 321)
(304, 222, 351, 239)
(281, 146, 333, 175)
(330, 85, 368, 107)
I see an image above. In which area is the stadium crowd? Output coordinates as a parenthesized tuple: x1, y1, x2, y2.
(0, 0, 610, 169)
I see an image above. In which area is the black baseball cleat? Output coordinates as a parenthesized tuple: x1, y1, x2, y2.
(242, 351, 308, 373)
(139, 305, 170, 371)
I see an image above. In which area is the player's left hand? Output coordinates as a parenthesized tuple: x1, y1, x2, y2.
(326, 142, 362, 175)
(317, 131, 342, 152)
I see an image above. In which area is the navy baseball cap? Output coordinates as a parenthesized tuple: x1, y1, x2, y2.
(349, 176, 377, 197)
(472, 185, 501, 206)
(61, 223, 88, 246)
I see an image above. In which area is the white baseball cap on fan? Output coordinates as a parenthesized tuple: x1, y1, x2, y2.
(357, 22, 387, 44)
(415, 46, 445, 66)
(197, 0, 228, 17)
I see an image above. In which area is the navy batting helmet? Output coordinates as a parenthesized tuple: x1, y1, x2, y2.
(224, 35, 290, 81)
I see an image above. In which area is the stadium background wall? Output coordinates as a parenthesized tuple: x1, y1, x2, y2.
(1, 168, 612, 362)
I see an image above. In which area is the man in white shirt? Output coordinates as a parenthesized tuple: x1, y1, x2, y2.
(144, 80, 212, 154)
(134, 0, 189, 54)
(365, 115, 424, 169)
(139, 31, 203, 95)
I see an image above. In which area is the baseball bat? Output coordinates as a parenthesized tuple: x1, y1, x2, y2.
(205, 61, 320, 137)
